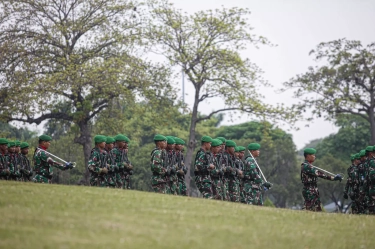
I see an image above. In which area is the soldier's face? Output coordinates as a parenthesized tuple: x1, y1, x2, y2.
(211, 146, 220, 154)
(98, 142, 106, 149)
(21, 148, 29, 155)
(306, 154, 315, 163)
(8, 146, 15, 153)
(15, 147, 20, 153)
(106, 143, 114, 150)
(251, 150, 260, 157)
(41, 141, 51, 149)
(227, 147, 235, 155)
(221, 144, 225, 151)
(0, 144, 7, 152)
(239, 151, 245, 159)
(234, 151, 239, 158)
(167, 144, 174, 150)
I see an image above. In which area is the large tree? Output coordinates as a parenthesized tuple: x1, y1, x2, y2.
(146, 1, 296, 193)
(0, 0, 170, 182)
(283, 39, 375, 144)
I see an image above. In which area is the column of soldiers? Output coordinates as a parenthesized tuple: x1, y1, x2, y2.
(150, 134, 272, 204)
(343, 146, 375, 214)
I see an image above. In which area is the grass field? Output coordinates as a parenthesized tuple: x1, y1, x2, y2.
(0, 182, 374, 249)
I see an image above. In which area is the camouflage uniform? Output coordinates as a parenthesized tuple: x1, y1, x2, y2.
(366, 154, 375, 214)
(176, 150, 187, 196)
(358, 157, 368, 212)
(301, 160, 335, 211)
(111, 147, 127, 188)
(243, 156, 264, 205)
(33, 147, 67, 183)
(344, 163, 361, 213)
(0, 152, 12, 180)
(87, 147, 109, 187)
(167, 149, 178, 195)
(8, 151, 21, 181)
(194, 148, 213, 199)
(150, 148, 167, 193)
(235, 156, 246, 203)
(105, 148, 116, 188)
(224, 152, 240, 202)
(20, 153, 33, 182)
(216, 152, 229, 201)
(208, 151, 223, 200)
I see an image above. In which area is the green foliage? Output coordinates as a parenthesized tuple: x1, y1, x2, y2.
(0, 122, 37, 140)
(263, 197, 275, 207)
(2, 181, 374, 249)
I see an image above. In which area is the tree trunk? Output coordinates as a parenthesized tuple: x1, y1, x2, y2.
(75, 121, 92, 185)
(369, 109, 375, 145)
(184, 87, 200, 196)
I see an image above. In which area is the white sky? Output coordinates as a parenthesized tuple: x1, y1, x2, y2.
(169, 0, 375, 149)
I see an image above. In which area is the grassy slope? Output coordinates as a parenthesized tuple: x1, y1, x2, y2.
(0, 181, 374, 249)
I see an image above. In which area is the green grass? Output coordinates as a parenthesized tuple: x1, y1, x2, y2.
(0, 181, 374, 249)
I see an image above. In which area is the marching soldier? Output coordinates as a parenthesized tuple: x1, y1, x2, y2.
(166, 136, 178, 195)
(112, 134, 133, 189)
(105, 137, 116, 188)
(235, 146, 246, 203)
(194, 136, 214, 199)
(19, 142, 33, 181)
(223, 140, 240, 202)
(358, 149, 368, 213)
(174, 137, 187, 196)
(87, 135, 109, 187)
(0, 138, 12, 180)
(215, 137, 228, 200)
(343, 153, 361, 213)
(300, 148, 342, 211)
(150, 134, 168, 193)
(8, 141, 21, 180)
(209, 139, 224, 200)
(365, 146, 375, 214)
(243, 143, 272, 205)
(33, 135, 74, 184)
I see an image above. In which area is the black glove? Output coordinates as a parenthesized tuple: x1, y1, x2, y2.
(343, 193, 348, 199)
(333, 174, 343, 182)
(262, 182, 272, 190)
(65, 162, 74, 169)
(170, 167, 176, 174)
(114, 165, 119, 172)
(128, 170, 133, 175)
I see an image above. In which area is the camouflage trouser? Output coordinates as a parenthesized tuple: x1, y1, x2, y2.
(244, 182, 263, 205)
(177, 179, 187, 196)
(168, 177, 178, 195)
(211, 177, 223, 200)
(152, 183, 166, 193)
(194, 175, 202, 192)
(89, 175, 107, 187)
(239, 181, 246, 203)
(33, 174, 52, 184)
(0, 170, 10, 180)
(122, 173, 131, 189)
(198, 175, 213, 199)
(302, 186, 322, 211)
(222, 178, 230, 201)
(106, 173, 116, 188)
(368, 187, 375, 215)
(9, 171, 21, 181)
(228, 178, 239, 202)
(114, 173, 123, 188)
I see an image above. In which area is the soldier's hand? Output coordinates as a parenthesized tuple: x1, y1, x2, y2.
(4, 169, 10, 176)
(262, 182, 272, 190)
(343, 193, 348, 199)
(100, 168, 108, 175)
(226, 166, 232, 172)
(114, 165, 119, 172)
(177, 169, 184, 175)
(333, 174, 343, 182)
(219, 169, 224, 176)
(65, 162, 74, 169)
(126, 164, 133, 170)
(209, 164, 215, 170)
(29, 170, 33, 176)
(16, 164, 21, 170)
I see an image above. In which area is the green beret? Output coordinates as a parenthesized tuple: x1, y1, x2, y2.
(15, 140, 21, 146)
(106, 137, 115, 144)
(20, 142, 29, 149)
(8, 141, 16, 148)
(304, 148, 316, 155)
(39, 134, 52, 141)
(174, 138, 185, 145)
(0, 138, 8, 145)
(234, 146, 240, 152)
(154, 134, 167, 141)
(350, 154, 355, 161)
(94, 135, 106, 144)
(359, 150, 366, 157)
(225, 140, 236, 147)
(237, 146, 246, 152)
(216, 137, 226, 143)
(248, 143, 261, 151)
(355, 153, 361, 160)
(211, 139, 222, 147)
(366, 146, 373, 152)
(166, 136, 176, 145)
(114, 134, 128, 142)
(201, 136, 212, 143)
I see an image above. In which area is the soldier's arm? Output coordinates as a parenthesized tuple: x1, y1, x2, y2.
(343, 170, 351, 194)
(302, 163, 334, 180)
(87, 152, 101, 173)
(151, 150, 165, 174)
(195, 151, 209, 171)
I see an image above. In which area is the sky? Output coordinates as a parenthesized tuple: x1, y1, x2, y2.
(168, 0, 375, 149)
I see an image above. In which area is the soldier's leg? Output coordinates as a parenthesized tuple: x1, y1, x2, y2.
(222, 179, 229, 201)
(178, 180, 187, 196)
(250, 189, 263, 206)
(152, 183, 166, 193)
(228, 179, 239, 202)
(33, 174, 51, 184)
(200, 181, 213, 199)
(244, 183, 253, 204)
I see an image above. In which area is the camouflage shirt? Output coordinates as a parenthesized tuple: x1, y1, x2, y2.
(367, 156, 375, 188)
(194, 149, 210, 173)
(20, 154, 31, 171)
(175, 150, 187, 179)
(34, 147, 65, 179)
(0, 153, 13, 171)
(87, 147, 108, 174)
(301, 160, 334, 186)
(9, 152, 21, 174)
(344, 164, 359, 196)
(243, 156, 264, 187)
(223, 152, 237, 178)
(112, 147, 132, 172)
(151, 148, 166, 176)
(209, 152, 222, 178)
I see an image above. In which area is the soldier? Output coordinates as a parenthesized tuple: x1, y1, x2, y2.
(235, 146, 246, 203)
(194, 136, 214, 199)
(358, 149, 368, 213)
(215, 137, 229, 200)
(105, 136, 116, 188)
(150, 134, 168, 193)
(209, 139, 224, 200)
(343, 153, 361, 214)
(165, 136, 178, 195)
(0, 138, 12, 180)
(174, 137, 187, 196)
(223, 140, 241, 202)
(112, 134, 133, 189)
(87, 135, 109, 187)
(19, 142, 33, 182)
(243, 143, 272, 205)
(33, 135, 74, 184)
(8, 141, 21, 180)
(366, 146, 375, 214)
(300, 148, 342, 211)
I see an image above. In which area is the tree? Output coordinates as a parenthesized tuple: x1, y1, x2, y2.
(146, 1, 296, 194)
(283, 39, 375, 144)
(0, 0, 171, 183)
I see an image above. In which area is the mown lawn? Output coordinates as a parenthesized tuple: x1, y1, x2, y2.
(0, 181, 373, 249)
